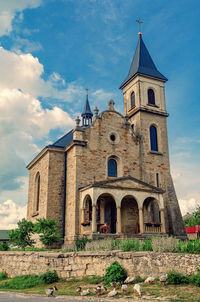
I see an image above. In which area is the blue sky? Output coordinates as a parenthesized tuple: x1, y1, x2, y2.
(0, 0, 199, 228)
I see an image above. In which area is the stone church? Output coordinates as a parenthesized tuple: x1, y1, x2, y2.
(27, 31, 186, 244)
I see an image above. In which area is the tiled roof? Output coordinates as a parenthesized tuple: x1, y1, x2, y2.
(120, 34, 167, 89)
(48, 129, 73, 148)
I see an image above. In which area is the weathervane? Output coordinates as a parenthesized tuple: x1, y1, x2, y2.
(136, 18, 143, 35)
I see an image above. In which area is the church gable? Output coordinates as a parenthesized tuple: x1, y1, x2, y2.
(92, 176, 163, 193)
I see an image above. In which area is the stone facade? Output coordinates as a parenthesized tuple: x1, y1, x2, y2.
(26, 33, 186, 244)
(0, 251, 199, 278)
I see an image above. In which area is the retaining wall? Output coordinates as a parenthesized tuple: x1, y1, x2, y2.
(0, 251, 199, 278)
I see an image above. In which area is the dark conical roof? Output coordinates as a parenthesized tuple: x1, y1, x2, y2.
(81, 94, 93, 117)
(120, 34, 167, 89)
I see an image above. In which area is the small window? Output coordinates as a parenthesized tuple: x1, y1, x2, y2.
(150, 125, 158, 151)
(108, 158, 117, 177)
(131, 91, 135, 108)
(131, 124, 135, 131)
(148, 89, 155, 105)
(35, 172, 40, 212)
(156, 173, 159, 187)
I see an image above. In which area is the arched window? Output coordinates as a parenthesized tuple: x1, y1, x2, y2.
(150, 125, 158, 151)
(148, 89, 155, 105)
(108, 158, 117, 177)
(35, 172, 40, 212)
(131, 91, 135, 108)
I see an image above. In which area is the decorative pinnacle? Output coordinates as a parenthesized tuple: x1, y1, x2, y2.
(75, 116, 81, 127)
(136, 18, 143, 35)
(94, 106, 99, 117)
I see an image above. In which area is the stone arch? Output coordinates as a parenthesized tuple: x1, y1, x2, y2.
(121, 195, 139, 234)
(143, 197, 161, 224)
(96, 193, 117, 234)
(82, 194, 92, 221)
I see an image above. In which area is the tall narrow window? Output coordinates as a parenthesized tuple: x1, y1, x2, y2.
(131, 91, 135, 108)
(156, 173, 159, 187)
(150, 125, 158, 151)
(35, 172, 40, 212)
(108, 158, 117, 177)
(148, 89, 155, 105)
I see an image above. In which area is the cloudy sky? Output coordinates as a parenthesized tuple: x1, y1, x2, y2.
(0, 0, 199, 229)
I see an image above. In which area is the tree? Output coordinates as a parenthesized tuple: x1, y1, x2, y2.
(8, 219, 35, 248)
(34, 218, 62, 247)
(184, 206, 200, 227)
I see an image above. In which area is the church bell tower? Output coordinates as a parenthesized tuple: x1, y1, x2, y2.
(120, 24, 186, 238)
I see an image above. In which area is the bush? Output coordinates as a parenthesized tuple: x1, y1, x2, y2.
(8, 219, 35, 249)
(152, 236, 179, 253)
(40, 270, 59, 284)
(167, 270, 190, 285)
(75, 237, 91, 251)
(104, 261, 127, 285)
(140, 239, 153, 251)
(0, 271, 7, 281)
(34, 218, 62, 247)
(0, 242, 9, 251)
(121, 238, 140, 251)
(178, 239, 200, 254)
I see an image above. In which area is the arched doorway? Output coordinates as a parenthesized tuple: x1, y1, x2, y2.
(97, 194, 117, 234)
(121, 196, 139, 234)
(143, 197, 161, 232)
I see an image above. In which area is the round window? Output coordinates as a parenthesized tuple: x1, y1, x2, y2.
(110, 134, 116, 142)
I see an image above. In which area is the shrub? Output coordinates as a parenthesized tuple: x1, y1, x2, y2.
(140, 239, 153, 251)
(0, 242, 9, 251)
(167, 270, 190, 285)
(104, 261, 127, 285)
(34, 218, 62, 247)
(0, 271, 7, 281)
(178, 239, 200, 254)
(75, 237, 91, 251)
(121, 238, 140, 251)
(8, 219, 35, 249)
(40, 270, 59, 284)
(152, 236, 179, 253)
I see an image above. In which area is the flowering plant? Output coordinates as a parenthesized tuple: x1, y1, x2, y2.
(81, 221, 90, 226)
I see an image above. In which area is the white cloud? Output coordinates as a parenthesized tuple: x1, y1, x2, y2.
(178, 198, 200, 216)
(0, 200, 27, 229)
(0, 0, 41, 36)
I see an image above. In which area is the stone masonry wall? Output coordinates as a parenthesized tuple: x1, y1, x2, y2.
(0, 251, 199, 279)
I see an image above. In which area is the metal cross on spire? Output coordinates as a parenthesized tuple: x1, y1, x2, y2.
(86, 88, 88, 95)
(136, 18, 143, 35)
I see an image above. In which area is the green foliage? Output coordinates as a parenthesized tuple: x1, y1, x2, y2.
(184, 206, 200, 227)
(141, 239, 153, 251)
(134, 276, 145, 283)
(104, 261, 127, 285)
(121, 238, 140, 251)
(8, 219, 35, 249)
(167, 271, 190, 285)
(0, 270, 59, 290)
(40, 270, 58, 284)
(178, 239, 200, 254)
(75, 237, 91, 251)
(0, 271, 7, 281)
(192, 272, 200, 287)
(0, 242, 9, 251)
(34, 218, 62, 247)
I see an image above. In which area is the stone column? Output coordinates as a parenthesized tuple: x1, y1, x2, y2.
(160, 209, 166, 233)
(117, 206, 121, 233)
(81, 208, 85, 223)
(92, 205, 97, 232)
(139, 207, 144, 233)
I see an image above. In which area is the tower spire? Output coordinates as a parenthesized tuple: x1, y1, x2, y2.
(136, 18, 143, 35)
(81, 88, 93, 127)
(120, 30, 167, 89)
